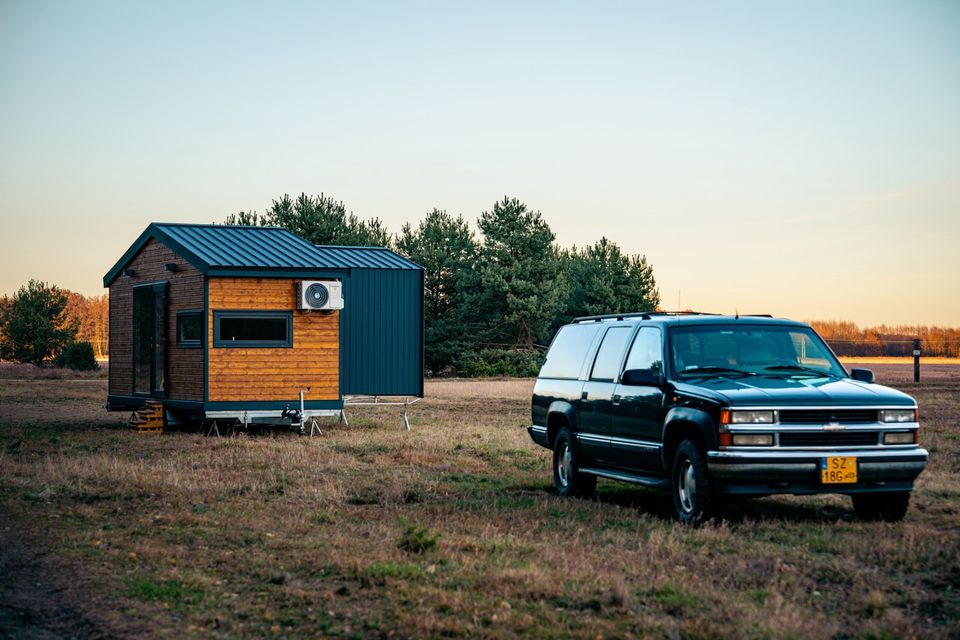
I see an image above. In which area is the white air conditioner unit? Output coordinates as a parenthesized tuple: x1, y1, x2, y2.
(297, 280, 344, 311)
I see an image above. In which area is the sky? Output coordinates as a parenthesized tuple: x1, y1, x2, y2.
(1, 0, 958, 327)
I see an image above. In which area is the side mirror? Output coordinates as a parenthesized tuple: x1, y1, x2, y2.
(850, 368, 874, 384)
(620, 369, 663, 387)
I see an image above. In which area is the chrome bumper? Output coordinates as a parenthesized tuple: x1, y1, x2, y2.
(707, 447, 928, 495)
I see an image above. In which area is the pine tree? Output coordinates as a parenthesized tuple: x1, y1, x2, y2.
(465, 197, 560, 349)
(0, 280, 76, 365)
(396, 209, 477, 374)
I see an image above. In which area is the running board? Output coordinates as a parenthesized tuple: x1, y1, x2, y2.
(580, 467, 669, 489)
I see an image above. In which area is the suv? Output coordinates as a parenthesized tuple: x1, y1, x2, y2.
(528, 312, 928, 524)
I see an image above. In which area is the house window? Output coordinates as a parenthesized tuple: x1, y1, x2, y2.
(213, 311, 293, 348)
(176, 311, 203, 348)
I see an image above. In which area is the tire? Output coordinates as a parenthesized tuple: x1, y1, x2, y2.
(851, 491, 910, 522)
(671, 439, 721, 525)
(552, 428, 597, 498)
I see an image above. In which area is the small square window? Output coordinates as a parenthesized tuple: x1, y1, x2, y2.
(176, 311, 203, 348)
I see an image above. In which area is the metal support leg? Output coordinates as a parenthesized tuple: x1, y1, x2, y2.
(402, 400, 411, 431)
(339, 410, 349, 426)
(206, 420, 220, 437)
(309, 418, 323, 436)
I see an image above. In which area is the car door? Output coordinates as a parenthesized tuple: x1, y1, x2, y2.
(577, 325, 633, 465)
(609, 326, 667, 471)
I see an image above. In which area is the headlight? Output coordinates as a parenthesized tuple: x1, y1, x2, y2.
(721, 410, 775, 425)
(881, 409, 917, 423)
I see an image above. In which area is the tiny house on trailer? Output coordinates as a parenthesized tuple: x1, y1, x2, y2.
(103, 223, 423, 425)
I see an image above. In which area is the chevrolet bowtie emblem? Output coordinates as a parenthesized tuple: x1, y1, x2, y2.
(823, 423, 845, 431)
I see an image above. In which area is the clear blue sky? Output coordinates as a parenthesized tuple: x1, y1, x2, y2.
(1, 1, 958, 326)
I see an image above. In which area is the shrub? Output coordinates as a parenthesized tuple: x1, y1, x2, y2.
(454, 348, 544, 378)
(397, 518, 440, 554)
(57, 341, 99, 371)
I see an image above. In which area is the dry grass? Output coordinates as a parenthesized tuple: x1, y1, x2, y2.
(1, 365, 958, 638)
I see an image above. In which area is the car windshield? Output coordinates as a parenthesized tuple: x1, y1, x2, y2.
(669, 324, 846, 379)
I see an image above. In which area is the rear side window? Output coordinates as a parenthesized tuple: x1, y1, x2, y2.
(590, 327, 633, 381)
(539, 324, 603, 379)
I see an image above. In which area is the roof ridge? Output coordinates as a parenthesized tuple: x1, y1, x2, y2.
(153, 222, 287, 231)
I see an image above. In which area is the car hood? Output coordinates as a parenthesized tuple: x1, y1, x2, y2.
(674, 375, 915, 407)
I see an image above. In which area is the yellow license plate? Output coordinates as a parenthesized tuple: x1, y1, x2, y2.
(820, 456, 858, 484)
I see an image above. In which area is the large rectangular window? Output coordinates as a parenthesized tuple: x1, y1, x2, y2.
(133, 282, 167, 395)
(213, 311, 293, 348)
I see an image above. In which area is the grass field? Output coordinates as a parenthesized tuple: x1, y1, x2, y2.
(1, 363, 958, 639)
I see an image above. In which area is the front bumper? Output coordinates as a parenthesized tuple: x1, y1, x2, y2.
(707, 447, 928, 496)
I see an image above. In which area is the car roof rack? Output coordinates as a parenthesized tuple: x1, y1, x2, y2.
(572, 311, 720, 323)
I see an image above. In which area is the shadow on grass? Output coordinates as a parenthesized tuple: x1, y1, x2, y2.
(560, 482, 856, 525)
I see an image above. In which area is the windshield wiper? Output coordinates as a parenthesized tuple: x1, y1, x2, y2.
(764, 365, 835, 377)
(678, 366, 756, 378)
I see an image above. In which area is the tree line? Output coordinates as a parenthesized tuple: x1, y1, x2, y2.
(225, 193, 661, 376)
(0, 281, 107, 369)
(810, 320, 960, 358)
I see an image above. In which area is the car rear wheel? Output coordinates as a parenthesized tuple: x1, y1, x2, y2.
(851, 491, 910, 522)
(672, 439, 721, 525)
(552, 428, 596, 498)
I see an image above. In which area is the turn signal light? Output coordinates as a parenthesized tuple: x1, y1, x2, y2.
(883, 432, 916, 445)
(732, 434, 774, 446)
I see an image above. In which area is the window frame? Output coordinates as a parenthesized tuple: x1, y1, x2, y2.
(213, 310, 293, 349)
(175, 309, 204, 348)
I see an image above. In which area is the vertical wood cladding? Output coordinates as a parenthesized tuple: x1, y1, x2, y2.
(207, 278, 339, 402)
(108, 238, 204, 400)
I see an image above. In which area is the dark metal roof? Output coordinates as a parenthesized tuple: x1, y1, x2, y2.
(104, 223, 422, 286)
(158, 223, 324, 269)
(312, 245, 421, 270)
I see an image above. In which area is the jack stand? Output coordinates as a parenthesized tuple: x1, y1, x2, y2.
(206, 420, 220, 437)
(339, 410, 349, 427)
(402, 400, 411, 431)
(309, 418, 322, 436)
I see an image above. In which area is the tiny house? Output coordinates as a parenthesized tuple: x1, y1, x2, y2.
(103, 223, 423, 422)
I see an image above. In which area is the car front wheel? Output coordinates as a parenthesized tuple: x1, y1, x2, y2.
(552, 428, 596, 498)
(672, 439, 721, 525)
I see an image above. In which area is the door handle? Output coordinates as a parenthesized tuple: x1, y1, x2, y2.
(580, 391, 588, 400)
(612, 394, 621, 406)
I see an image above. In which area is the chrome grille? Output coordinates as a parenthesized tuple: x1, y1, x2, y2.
(779, 431, 880, 447)
(779, 409, 878, 424)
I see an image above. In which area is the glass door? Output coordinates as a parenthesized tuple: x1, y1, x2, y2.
(133, 283, 167, 396)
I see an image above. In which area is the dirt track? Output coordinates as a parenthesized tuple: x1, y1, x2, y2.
(0, 520, 109, 639)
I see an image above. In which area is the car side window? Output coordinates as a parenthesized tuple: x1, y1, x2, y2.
(590, 327, 632, 381)
(539, 323, 603, 379)
(624, 327, 663, 375)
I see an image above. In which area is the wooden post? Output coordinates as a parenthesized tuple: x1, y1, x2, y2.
(913, 338, 921, 383)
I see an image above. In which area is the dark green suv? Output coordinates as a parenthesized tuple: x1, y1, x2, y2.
(528, 313, 928, 524)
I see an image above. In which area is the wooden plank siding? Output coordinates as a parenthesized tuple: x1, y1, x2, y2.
(207, 278, 340, 402)
(108, 238, 204, 400)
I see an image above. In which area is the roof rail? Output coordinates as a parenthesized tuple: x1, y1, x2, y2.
(572, 311, 719, 323)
